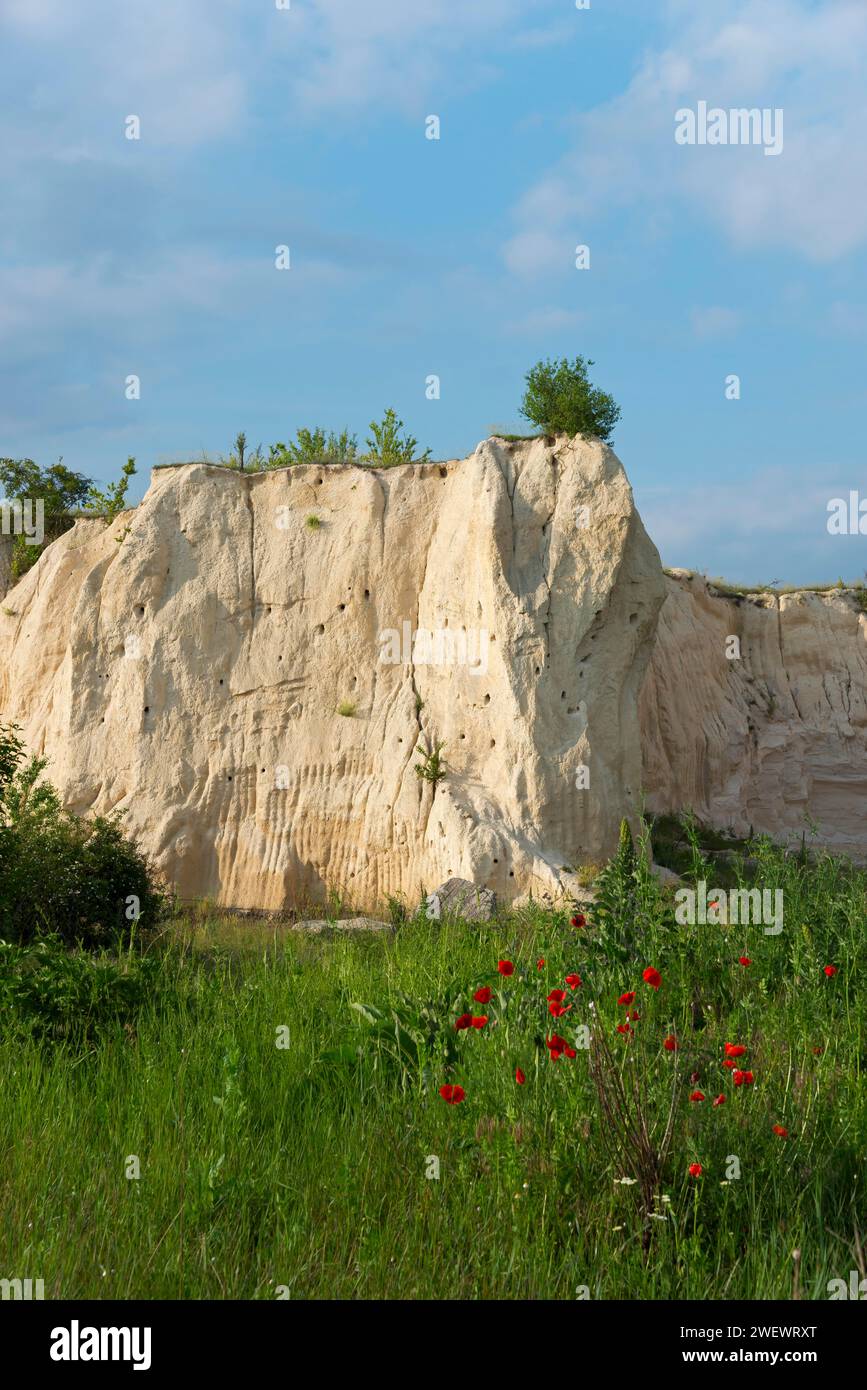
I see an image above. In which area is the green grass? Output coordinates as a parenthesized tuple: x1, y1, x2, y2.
(1, 834, 865, 1300)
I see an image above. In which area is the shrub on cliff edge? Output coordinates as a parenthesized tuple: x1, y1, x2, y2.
(520, 356, 621, 442)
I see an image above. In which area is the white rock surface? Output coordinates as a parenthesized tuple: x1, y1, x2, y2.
(640, 573, 867, 859)
(0, 436, 665, 909)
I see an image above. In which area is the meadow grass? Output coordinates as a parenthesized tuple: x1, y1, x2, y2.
(1, 834, 865, 1300)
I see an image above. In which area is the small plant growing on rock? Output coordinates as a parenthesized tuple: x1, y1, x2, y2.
(415, 740, 447, 790)
(337, 700, 357, 717)
(268, 428, 358, 468)
(305, 514, 322, 530)
(364, 409, 431, 468)
(85, 457, 137, 526)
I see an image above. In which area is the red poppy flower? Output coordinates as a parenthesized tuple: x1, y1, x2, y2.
(473, 986, 492, 1004)
(471, 1015, 488, 1029)
(722, 1058, 736, 1070)
(724, 1043, 746, 1058)
(688, 1163, 702, 1178)
(618, 991, 636, 1006)
(565, 973, 582, 990)
(546, 1033, 568, 1060)
(570, 914, 586, 928)
(548, 1001, 572, 1018)
(772, 1124, 788, 1137)
(712, 1094, 726, 1107)
(515, 1067, 526, 1085)
(616, 1023, 633, 1036)
(547, 989, 567, 1003)
(823, 965, 837, 977)
(663, 1035, 678, 1052)
(536, 958, 545, 969)
(642, 967, 662, 991)
(733, 1069, 754, 1087)
(498, 960, 514, 976)
(689, 1090, 705, 1102)
(439, 1084, 465, 1104)
(630, 1010, 640, 1021)
(738, 956, 752, 966)
(812, 1046, 823, 1056)
(454, 1013, 473, 1031)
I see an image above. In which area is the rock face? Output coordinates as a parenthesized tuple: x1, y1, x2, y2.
(0, 436, 665, 910)
(640, 572, 867, 859)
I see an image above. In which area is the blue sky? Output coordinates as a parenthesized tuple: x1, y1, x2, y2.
(1, 0, 866, 584)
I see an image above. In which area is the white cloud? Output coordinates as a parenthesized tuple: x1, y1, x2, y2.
(503, 0, 867, 268)
(691, 306, 741, 340)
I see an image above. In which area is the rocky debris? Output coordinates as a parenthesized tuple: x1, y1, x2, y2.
(426, 878, 497, 922)
(291, 916, 392, 938)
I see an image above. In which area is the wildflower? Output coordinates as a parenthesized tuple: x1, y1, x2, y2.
(549, 1000, 572, 1018)
(498, 960, 514, 976)
(455, 1013, 473, 1031)
(473, 986, 492, 1004)
(546, 1033, 569, 1060)
(690, 1070, 701, 1083)
(812, 1046, 823, 1056)
(439, 1084, 465, 1105)
(688, 1163, 702, 1178)
(614, 1177, 637, 1185)
(515, 1067, 526, 1085)
(738, 956, 752, 966)
(630, 1010, 640, 1021)
(565, 973, 582, 990)
(642, 967, 662, 990)
(772, 1124, 788, 1138)
(823, 965, 837, 977)
(663, 1035, 678, 1052)
(616, 1023, 633, 1036)
(722, 1059, 736, 1070)
(547, 989, 567, 1003)
(733, 1069, 754, 1087)
(618, 991, 636, 1006)
(724, 1043, 746, 1058)
(689, 1090, 705, 1102)
(571, 914, 586, 928)
(712, 1095, 726, 1107)
(471, 1016, 488, 1029)
(536, 958, 545, 969)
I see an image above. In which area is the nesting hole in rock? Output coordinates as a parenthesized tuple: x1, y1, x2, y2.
(629, 612, 638, 625)
(490, 738, 496, 748)
(144, 706, 150, 714)
(315, 624, 325, 635)
(484, 693, 491, 705)
(277, 655, 283, 662)
(439, 466, 447, 478)
(338, 603, 345, 611)
(364, 590, 370, 599)
(136, 605, 145, 616)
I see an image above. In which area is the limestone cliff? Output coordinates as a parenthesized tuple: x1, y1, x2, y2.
(640, 572, 867, 859)
(0, 436, 664, 909)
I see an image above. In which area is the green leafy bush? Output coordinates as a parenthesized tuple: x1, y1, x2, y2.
(0, 936, 169, 1043)
(364, 409, 431, 467)
(84, 456, 137, 525)
(520, 356, 621, 442)
(0, 723, 165, 948)
(268, 428, 359, 468)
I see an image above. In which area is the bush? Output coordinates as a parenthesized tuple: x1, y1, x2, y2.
(0, 723, 165, 948)
(520, 356, 621, 442)
(0, 936, 169, 1043)
(364, 409, 431, 467)
(268, 428, 358, 468)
